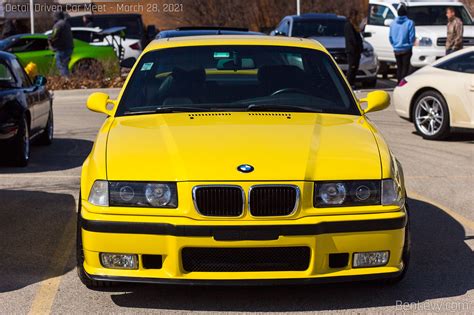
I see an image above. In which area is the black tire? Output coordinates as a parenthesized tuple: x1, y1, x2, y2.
(412, 90, 450, 140)
(10, 114, 30, 167)
(385, 203, 411, 284)
(362, 78, 377, 89)
(76, 196, 115, 288)
(36, 106, 54, 145)
(72, 59, 104, 79)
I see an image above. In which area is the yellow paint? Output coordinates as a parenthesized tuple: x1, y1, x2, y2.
(81, 35, 406, 282)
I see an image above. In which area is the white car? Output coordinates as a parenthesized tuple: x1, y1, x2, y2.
(393, 47, 474, 140)
(45, 27, 142, 60)
(364, 0, 474, 72)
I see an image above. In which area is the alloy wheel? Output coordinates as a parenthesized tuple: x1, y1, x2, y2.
(415, 96, 444, 136)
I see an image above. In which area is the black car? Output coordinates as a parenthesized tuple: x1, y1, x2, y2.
(0, 51, 53, 166)
(156, 27, 264, 39)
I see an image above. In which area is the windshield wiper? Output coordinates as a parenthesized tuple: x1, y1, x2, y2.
(123, 106, 210, 115)
(246, 104, 322, 113)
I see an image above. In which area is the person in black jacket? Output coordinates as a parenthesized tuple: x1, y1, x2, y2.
(48, 11, 74, 76)
(344, 9, 363, 87)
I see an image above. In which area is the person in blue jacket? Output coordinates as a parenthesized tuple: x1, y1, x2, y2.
(389, 4, 416, 83)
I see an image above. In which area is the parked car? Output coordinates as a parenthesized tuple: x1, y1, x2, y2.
(364, 0, 474, 74)
(45, 27, 141, 61)
(78, 35, 410, 287)
(271, 13, 378, 87)
(0, 51, 53, 166)
(393, 47, 474, 140)
(156, 27, 264, 39)
(0, 34, 117, 76)
(67, 14, 157, 49)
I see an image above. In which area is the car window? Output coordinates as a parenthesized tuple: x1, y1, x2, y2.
(407, 6, 473, 26)
(117, 45, 358, 116)
(0, 62, 16, 87)
(9, 38, 49, 53)
(292, 19, 345, 38)
(10, 59, 32, 88)
(368, 4, 395, 26)
(68, 16, 142, 39)
(435, 52, 474, 74)
(276, 19, 290, 35)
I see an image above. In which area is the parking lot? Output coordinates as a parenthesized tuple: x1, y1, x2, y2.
(0, 81, 473, 314)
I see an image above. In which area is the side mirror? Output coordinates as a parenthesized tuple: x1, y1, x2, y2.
(34, 75, 47, 86)
(384, 19, 394, 27)
(87, 92, 116, 115)
(362, 32, 372, 38)
(120, 57, 136, 69)
(360, 90, 390, 114)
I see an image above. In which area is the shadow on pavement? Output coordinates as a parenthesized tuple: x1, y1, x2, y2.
(0, 138, 93, 173)
(410, 131, 474, 143)
(0, 190, 76, 293)
(109, 197, 473, 312)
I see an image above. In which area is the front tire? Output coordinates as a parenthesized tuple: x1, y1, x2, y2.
(76, 196, 114, 288)
(37, 107, 54, 145)
(10, 114, 30, 167)
(413, 90, 450, 140)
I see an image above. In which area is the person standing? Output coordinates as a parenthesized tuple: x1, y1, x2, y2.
(344, 9, 363, 87)
(1, 19, 18, 39)
(48, 11, 74, 77)
(445, 7, 463, 54)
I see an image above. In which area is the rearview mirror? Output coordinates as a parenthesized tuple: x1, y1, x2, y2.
(87, 92, 116, 116)
(120, 57, 136, 69)
(360, 90, 390, 114)
(384, 19, 394, 27)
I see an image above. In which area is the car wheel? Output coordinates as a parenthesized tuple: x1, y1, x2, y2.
(76, 196, 115, 288)
(413, 91, 450, 140)
(37, 107, 54, 145)
(10, 114, 30, 167)
(384, 203, 411, 285)
(72, 59, 104, 79)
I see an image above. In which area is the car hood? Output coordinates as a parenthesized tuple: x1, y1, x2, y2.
(416, 25, 474, 38)
(105, 112, 382, 181)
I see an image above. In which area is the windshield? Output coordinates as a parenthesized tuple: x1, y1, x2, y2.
(117, 45, 358, 116)
(407, 6, 473, 25)
(292, 20, 345, 38)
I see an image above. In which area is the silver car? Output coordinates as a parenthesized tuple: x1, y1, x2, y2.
(271, 13, 378, 88)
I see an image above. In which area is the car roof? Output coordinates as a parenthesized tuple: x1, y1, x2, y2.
(0, 50, 17, 61)
(285, 13, 346, 21)
(371, 0, 464, 7)
(157, 28, 264, 39)
(146, 35, 326, 53)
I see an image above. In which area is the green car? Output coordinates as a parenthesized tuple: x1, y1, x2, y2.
(0, 34, 117, 76)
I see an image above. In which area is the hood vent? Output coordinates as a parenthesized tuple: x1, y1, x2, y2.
(248, 113, 292, 119)
(188, 113, 232, 119)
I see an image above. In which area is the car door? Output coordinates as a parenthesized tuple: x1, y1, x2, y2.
(9, 38, 55, 75)
(364, 3, 396, 63)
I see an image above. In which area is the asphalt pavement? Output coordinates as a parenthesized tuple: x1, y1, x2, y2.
(0, 81, 472, 314)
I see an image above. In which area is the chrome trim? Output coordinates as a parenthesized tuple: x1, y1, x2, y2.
(248, 184, 300, 217)
(192, 185, 245, 218)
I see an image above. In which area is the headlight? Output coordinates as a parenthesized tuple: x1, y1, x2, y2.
(88, 180, 178, 208)
(314, 181, 380, 207)
(417, 37, 433, 47)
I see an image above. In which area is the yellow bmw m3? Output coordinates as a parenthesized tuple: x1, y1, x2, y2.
(78, 35, 411, 287)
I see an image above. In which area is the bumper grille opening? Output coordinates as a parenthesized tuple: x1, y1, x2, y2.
(193, 186, 244, 217)
(249, 186, 298, 216)
(182, 247, 310, 272)
(329, 253, 349, 268)
(142, 255, 163, 269)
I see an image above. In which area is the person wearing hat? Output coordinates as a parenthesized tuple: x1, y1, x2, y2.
(48, 11, 74, 76)
(389, 4, 416, 83)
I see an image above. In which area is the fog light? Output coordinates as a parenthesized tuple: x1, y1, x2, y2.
(353, 251, 389, 268)
(100, 253, 138, 269)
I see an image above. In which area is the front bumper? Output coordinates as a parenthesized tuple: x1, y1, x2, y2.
(80, 205, 407, 284)
(411, 46, 445, 67)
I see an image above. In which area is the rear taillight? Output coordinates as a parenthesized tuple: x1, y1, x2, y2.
(397, 79, 408, 87)
(129, 42, 141, 50)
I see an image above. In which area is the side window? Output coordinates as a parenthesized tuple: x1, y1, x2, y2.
(277, 19, 290, 36)
(73, 31, 94, 43)
(9, 38, 49, 53)
(368, 4, 395, 26)
(436, 53, 474, 74)
(10, 59, 32, 88)
(0, 62, 17, 87)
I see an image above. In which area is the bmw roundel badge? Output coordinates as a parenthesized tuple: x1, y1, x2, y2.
(237, 164, 254, 173)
